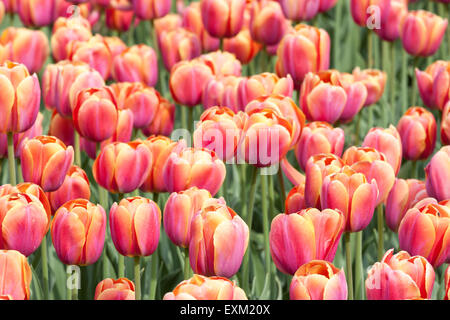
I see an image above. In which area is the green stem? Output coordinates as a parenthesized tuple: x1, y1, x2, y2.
(382, 41, 390, 127)
(354, 231, 363, 300)
(41, 234, 49, 300)
(377, 205, 384, 261)
(184, 247, 190, 279)
(390, 42, 396, 119)
(345, 232, 354, 300)
(149, 250, 158, 300)
(367, 30, 373, 69)
(127, 16, 136, 46)
(240, 164, 247, 221)
(261, 173, 270, 275)
(354, 112, 362, 146)
(97, 143, 109, 279)
(411, 56, 420, 106)
(411, 160, 418, 179)
(118, 193, 125, 278)
(134, 256, 141, 300)
(277, 169, 286, 212)
(67, 271, 72, 301)
(333, 0, 343, 69)
(7, 132, 16, 185)
(188, 106, 194, 137)
(401, 49, 408, 114)
(220, 37, 224, 52)
(74, 131, 81, 167)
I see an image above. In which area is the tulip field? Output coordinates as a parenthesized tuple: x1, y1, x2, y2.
(0, 0, 449, 303)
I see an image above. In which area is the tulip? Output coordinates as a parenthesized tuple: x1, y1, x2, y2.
(397, 107, 437, 161)
(295, 122, 345, 171)
(51, 199, 106, 266)
(223, 29, 261, 65)
(16, 0, 56, 27)
(200, 0, 246, 39)
(374, 0, 408, 42)
(93, 141, 152, 194)
(398, 199, 450, 268)
(194, 106, 244, 161)
(154, 14, 183, 48)
(111, 0, 132, 10)
(277, 0, 320, 21)
(276, 24, 330, 88)
(163, 274, 247, 300)
(105, 7, 137, 33)
(94, 278, 135, 300)
(290, 260, 347, 300)
(104, 37, 127, 61)
(110, 196, 160, 257)
(445, 265, 450, 300)
(250, 0, 288, 46)
(442, 102, 450, 145)
(198, 51, 242, 78)
(112, 44, 158, 88)
(304, 153, 344, 209)
(270, 208, 345, 275)
(159, 28, 202, 71)
(352, 68, 386, 107)
(0, 27, 49, 74)
(1, 0, 15, 13)
(319, 0, 338, 13)
(366, 249, 435, 300)
(0, 193, 50, 256)
(385, 179, 428, 232)
(0, 61, 40, 134)
(202, 76, 242, 113)
(415, 60, 449, 111)
(237, 73, 294, 111)
(21, 136, 74, 192)
(163, 146, 226, 196)
(189, 199, 249, 277)
(164, 187, 212, 248)
(343, 146, 395, 205)
(169, 59, 214, 107)
(132, 0, 171, 20)
(141, 97, 175, 137)
(47, 165, 91, 212)
(399, 10, 448, 57)
(285, 184, 306, 214)
(425, 146, 450, 202)
(0, 250, 31, 300)
(72, 87, 119, 143)
(350, 0, 391, 27)
(362, 125, 403, 175)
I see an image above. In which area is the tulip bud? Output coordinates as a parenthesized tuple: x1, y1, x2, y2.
(366, 249, 435, 300)
(398, 199, 450, 268)
(270, 208, 345, 275)
(159, 28, 202, 71)
(94, 278, 135, 300)
(352, 68, 386, 107)
(250, 0, 288, 46)
(397, 107, 437, 161)
(16, 0, 56, 27)
(132, 0, 171, 20)
(0, 193, 50, 256)
(21, 136, 74, 192)
(0, 61, 40, 134)
(374, 0, 408, 42)
(104, 36, 127, 61)
(189, 199, 249, 277)
(0, 250, 31, 300)
(278, 0, 320, 21)
(200, 0, 246, 39)
(93, 141, 152, 194)
(163, 274, 247, 300)
(295, 122, 345, 171)
(399, 10, 448, 57)
(425, 146, 450, 202)
(223, 29, 261, 65)
(164, 187, 212, 248)
(51, 199, 106, 266)
(154, 14, 182, 48)
(290, 260, 347, 300)
(105, 7, 137, 32)
(110, 196, 160, 257)
(442, 102, 450, 146)
(198, 51, 242, 77)
(285, 184, 306, 214)
(141, 97, 175, 137)
(415, 60, 449, 111)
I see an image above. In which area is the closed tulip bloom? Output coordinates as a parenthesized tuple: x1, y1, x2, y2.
(397, 107, 437, 161)
(72, 87, 119, 143)
(110, 196, 160, 257)
(104, 36, 127, 61)
(290, 260, 347, 300)
(67, 68, 106, 115)
(398, 199, 450, 268)
(374, 0, 408, 42)
(276, 24, 330, 88)
(1, 0, 15, 13)
(295, 122, 345, 171)
(111, 0, 132, 10)
(194, 106, 244, 161)
(366, 249, 435, 300)
(48, 165, 91, 212)
(250, 0, 287, 46)
(132, 0, 171, 20)
(154, 14, 183, 48)
(142, 97, 175, 137)
(0, 250, 31, 300)
(0, 27, 49, 74)
(200, 0, 245, 39)
(304, 153, 344, 209)
(385, 178, 428, 232)
(112, 44, 158, 88)
(278, 0, 320, 21)
(160, 28, 202, 71)
(343, 146, 395, 205)
(270, 208, 345, 275)
(237, 73, 294, 111)
(164, 274, 247, 300)
(399, 10, 448, 57)
(163, 146, 226, 196)
(170, 59, 214, 107)
(16, 0, 56, 27)
(442, 102, 450, 145)
(362, 125, 403, 175)
(95, 278, 135, 300)
(223, 29, 261, 65)
(319, 0, 338, 13)
(198, 51, 242, 78)
(350, 0, 390, 27)
(202, 76, 242, 112)
(0, 61, 40, 134)
(415, 60, 449, 111)
(352, 68, 386, 107)
(189, 199, 249, 277)
(105, 7, 137, 33)
(321, 166, 379, 232)
(164, 187, 212, 248)
(285, 184, 306, 214)
(425, 146, 450, 202)
(93, 141, 152, 194)
(51, 199, 106, 265)
(0, 193, 50, 256)
(21, 136, 74, 192)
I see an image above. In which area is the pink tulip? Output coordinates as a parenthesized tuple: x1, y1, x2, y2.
(425, 145, 450, 202)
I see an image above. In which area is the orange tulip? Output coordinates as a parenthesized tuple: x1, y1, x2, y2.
(94, 278, 135, 300)
(200, 0, 246, 39)
(198, 51, 242, 77)
(159, 28, 202, 71)
(223, 29, 261, 65)
(202, 76, 242, 112)
(154, 14, 182, 48)
(415, 60, 449, 111)
(352, 68, 386, 107)
(105, 7, 137, 32)
(141, 97, 175, 137)
(285, 183, 306, 214)
(0, 250, 31, 300)
(132, 0, 171, 20)
(249, 0, 288, 46)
